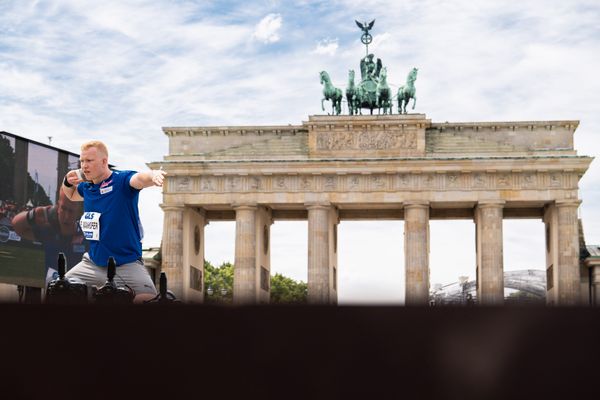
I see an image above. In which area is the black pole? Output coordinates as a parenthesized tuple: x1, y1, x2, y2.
(107, 256, 116, 282)
(57, 252, 66, 279)
(159, 272, 167, 298)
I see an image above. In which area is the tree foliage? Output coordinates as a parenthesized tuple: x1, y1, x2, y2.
(270, 273, 307, 304)
(203, 260, 233, 304)
(203, 261, 307, 304)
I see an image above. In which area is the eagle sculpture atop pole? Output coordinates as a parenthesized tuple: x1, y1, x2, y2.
(355, 19, 375, 55)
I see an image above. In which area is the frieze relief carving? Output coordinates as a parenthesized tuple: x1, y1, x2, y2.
(300, 176, 314, 190)
(473, 173, 487, 188)
(497, 173, 511, 187)
(324, 175, 337, 191)
(168, 171, 576, 194)
(275, 176, 287, 190)
(549, 173, 562, 187)
(421, 174, 436, 189)
(371, 175, 386, 190)
(446, 174, 459, 188)
(227, 176, 241, 191)
(200, 177, 215, 191)
(397, 174, 411, 188)
(348, 175, 361, 190)
(249, 176, 263, 190)
(522, 173, 536, 188)
(317, 130, 417, 151)
(177, 177, 191, 192)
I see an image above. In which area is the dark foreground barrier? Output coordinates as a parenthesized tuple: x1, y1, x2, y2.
(0, 305, 598, 399)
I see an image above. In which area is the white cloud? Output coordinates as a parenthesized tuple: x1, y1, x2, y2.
(0, 64, 55, 100)
(313, 38, 339, 55)
(253, 13, 282, 43)
(369, 32, 391, 52)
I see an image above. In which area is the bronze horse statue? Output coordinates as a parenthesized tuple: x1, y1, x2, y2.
(397, 68, 418, 114)
(320, 71, 342, 115)
(345, 70, 359, 115)
(376, 67, 392, 114)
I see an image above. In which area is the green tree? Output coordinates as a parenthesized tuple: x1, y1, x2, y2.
(270, 273, 307, 304)
(203, 261, 234, 304)
(202, 261, 307, 304)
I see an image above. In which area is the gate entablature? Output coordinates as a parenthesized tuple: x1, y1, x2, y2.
(151, 158, 589, 210)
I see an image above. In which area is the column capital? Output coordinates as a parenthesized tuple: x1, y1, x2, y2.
(160, 203, 185, 212)
(403, 200, 430, 209)
(232, 202, 258, 211)
(305, 202, 332, 211)
(555, 199, 582, 208)
(477, 200, 506, 209)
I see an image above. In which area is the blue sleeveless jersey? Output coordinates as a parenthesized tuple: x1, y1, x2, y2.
(77, 170, 142, 267)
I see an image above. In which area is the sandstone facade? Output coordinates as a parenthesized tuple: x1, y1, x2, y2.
(150, 114, 592, 305)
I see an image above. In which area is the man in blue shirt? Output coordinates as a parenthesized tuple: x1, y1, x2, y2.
(62, 140, 166, 303)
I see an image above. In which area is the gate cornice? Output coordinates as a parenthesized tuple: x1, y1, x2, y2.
(149, 155, 592, 177)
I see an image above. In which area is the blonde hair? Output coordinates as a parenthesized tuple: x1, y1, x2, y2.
(81, 140, 109, 157)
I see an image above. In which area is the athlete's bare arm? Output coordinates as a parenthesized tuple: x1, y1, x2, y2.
(129, 169, 167, 190)
(62, 170, 84, 201)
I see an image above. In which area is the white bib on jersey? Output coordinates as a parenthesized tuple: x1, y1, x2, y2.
(80, 212, 101, 241)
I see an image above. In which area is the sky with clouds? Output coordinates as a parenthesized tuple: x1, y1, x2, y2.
(1, 0, 599, 303)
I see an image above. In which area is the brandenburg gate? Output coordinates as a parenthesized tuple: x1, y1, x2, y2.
(150, 114, 592, 305)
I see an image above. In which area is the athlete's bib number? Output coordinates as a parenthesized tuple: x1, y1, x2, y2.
(80, 212, 101, 241)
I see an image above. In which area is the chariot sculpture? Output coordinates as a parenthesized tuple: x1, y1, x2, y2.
(319, 19, 418, 115)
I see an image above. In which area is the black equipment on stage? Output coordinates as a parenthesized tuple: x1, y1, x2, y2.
(46, 253, 88, 304)
(92, 256, 135, 304)
(144, 272, 179, 304)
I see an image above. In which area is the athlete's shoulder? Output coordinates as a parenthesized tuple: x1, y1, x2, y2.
(111, 169, 136, 182)
(78, 181, 93, 193)
(112, 169, 137, 176)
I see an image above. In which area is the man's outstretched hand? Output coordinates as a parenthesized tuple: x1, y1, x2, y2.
(152, 169, 167, 187)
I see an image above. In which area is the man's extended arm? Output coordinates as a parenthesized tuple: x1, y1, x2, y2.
(129, 169, 167, 190)
(62, 170, 84, 201)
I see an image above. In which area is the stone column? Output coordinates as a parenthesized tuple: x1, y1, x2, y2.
(404, 201, 430, 305)
(475, 200, 505, 305)
(182, 208, 207, 303)
(329, 208, 339, 304)
(255, 206, 273, 304)
(307, 203, 334, 304)
(556, 200, 582, 305)
(233, 204, 258, 305)
(589, 265, 600, 306)
(160, 204, 185, 299)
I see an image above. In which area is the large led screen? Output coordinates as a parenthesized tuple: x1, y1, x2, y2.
(0, 133, 85, 288)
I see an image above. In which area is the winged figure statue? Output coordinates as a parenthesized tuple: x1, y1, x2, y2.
(355, 19, 375, 34)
